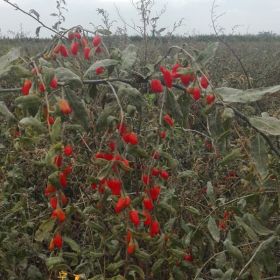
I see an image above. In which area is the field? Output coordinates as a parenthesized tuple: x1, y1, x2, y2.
(1, 32, 280, 280)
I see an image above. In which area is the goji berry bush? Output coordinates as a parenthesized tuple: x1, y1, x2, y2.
(0, 27, 280, 280)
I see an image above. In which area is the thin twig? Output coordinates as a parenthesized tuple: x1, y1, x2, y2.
(211, 0, 252, 89)
(2, 0, 67, 39)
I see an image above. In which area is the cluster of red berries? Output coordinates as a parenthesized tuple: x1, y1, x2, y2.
(45, 144, 73, 251)
(150, 63, 215, 105)
(90, 121, 174, 254)
(53, 32, 103, 60)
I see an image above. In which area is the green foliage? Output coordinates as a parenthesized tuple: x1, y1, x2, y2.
(0, 29, 280, 280)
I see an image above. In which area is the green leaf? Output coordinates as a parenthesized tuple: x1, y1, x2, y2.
(35, 218, 56, 242)
(217, 85, 280, 103)
(65, 88, 89, 129)
(196, 42, 219, 66)
(0, 101, 16, 122)
(244, 214, 273, 236)
(63, 236, 81, 253)
(27, 265, 43, 280)
(219, 148, 242, 166)
(186, 206, 201, 215)
(166, 90, 183, 120)
(121, 44, 137, 71)
(19, 117, 47, 133)
(96, 105, 117, 132)
(15, 95, 41, 111)
(178, 170, 197, 179)
(84, 59, 119, 78)
(251, 134, 269, 179)
(118, 86, 145, 113)
(0, 64, 31, 80)
(152, 258, 165, 274)
(135, 249, 150, 261)
(55, 67, 82, 88)
(106, 260, 125, 273)
(50, 117, 61, 143)
(46, 256, 65, 269)
(206, 181, 216, 206)
(0, 48, 22, 73)
(224, 239, 243, 261)
(249, 116, 280, 136)
(234, 216, 259, 241)
(127, 265, 145, 279)
(207, 216, 220, 242)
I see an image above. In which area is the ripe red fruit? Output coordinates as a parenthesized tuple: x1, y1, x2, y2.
(68, 32, 75, 41)
(21, 79, 32, 95)
(63, 165, 73, 176)
(200, 75, 209, 89)
(48, 116, 55, 125)
(184, 254, 193, 262)
(160, 170, 169, 180)
(95, 152, 114, 161)
(171, 63, 181, 79)
(60, 192, 68, 206)
(39, 82, 46, 93)
(122, 132, 138, 145)
(108, 141, 116, 152)
(192, 87, 201, 101)
(160, 66, 173, 88)
(180, 73, 193, 86)
(150, 79, 164, 93)
(51, 208, 66, 222)
(96, 66, 105, 75)
(152, 151, 160, 160)
(44, 184, 56, 196)
(50, 197, 58, 209)
(50, 77, 58, 89)
(127, 242, 136, 254)
(74, 32, 81, 39)
(81, 36, 88, 48)
(160, 130, 166, 139)
(124, 196, 131, 207)
(143, 211, 152, 226)
(64, 145, 73, 157)
(59, 172, 67, 188)
(129, 210, 140, 227)
(149, 186, 161, 201)
(71, 41, 79, 55)
(59, 44, 68, 57)
(53, 233, 63, 249)
(117, 122, 127, 136)
(54, 155, 63, 168)
(107, 179, 122, 196)
(48, 239, 55, 251)
(115, 197, 126, 213)
(151, 168, 160, 177)
(163, 114, 174, 127)
(143, 197, 154, 211)
(142, 174, 151, 185)
(206, 94, 215, 104)
(126, 230, 132, 243)
(84, 47, 91, 60)
(150, 220, 160, 237)
(95, 46, 102, 54)
(91, 183, 97, 190)
(58, 99, 72, 115)
(93, 35, 102, 47)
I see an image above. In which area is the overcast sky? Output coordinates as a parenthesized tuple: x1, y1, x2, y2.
(0, 0, 279, 37)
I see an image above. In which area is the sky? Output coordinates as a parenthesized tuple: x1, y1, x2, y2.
(0, 0, 279, 37)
